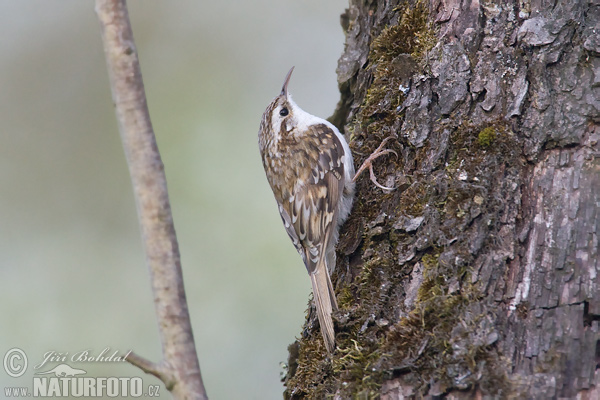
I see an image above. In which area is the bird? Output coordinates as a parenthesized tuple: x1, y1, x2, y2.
(258, 67, 355, 354)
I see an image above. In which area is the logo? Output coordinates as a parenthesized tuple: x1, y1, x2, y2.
(3, 348, 161, 398)
(36, 364, 86, 377)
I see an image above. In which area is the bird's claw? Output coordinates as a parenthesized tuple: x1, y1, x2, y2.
(352, 135, 398, 190)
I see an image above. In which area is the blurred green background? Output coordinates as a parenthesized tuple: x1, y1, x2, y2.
(0, 1, 346, 398)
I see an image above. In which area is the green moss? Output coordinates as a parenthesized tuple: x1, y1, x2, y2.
(369, 3, 433, 106)
(383, 272, 480, 392)
(371, 0, 436, 64)
(350, 0, 437, 166)
(446, 120, 519, 181)
(417, 251, 444, 300)
(283, 334, 333, 399)
(356, 258, 385, 299)
(332, 339, 385, 396)
(337, 286, 354, 310)
(478, 126, 496, 148)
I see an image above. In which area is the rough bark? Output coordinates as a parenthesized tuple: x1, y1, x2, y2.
(284, 0, 600, 398)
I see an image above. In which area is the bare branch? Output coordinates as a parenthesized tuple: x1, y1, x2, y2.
(125, 352, 173, 386)
(95, 1, 207, 399)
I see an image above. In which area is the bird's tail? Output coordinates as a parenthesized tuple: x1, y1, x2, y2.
(310, 262, 338, 354)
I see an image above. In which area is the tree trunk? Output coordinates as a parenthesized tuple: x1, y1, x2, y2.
(283, 0, 600, 398)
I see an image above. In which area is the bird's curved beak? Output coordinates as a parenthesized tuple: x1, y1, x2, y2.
(280, 66, 295, 98)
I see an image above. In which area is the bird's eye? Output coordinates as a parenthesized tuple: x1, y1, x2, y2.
(279, 107, 289, 117)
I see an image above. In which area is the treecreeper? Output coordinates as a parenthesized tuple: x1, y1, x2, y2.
(258, 67, 355, 354)
(258, 67, 396, 354)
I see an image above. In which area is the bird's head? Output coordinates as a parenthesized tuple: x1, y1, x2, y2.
(259, 67, 303, 142)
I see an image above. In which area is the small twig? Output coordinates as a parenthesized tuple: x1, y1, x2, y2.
(126, 352, 175, 388)
(95, 1, 207, 399)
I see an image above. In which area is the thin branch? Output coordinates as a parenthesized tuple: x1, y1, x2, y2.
(125, 352, 174, 387)
(95, 1, 208, 399)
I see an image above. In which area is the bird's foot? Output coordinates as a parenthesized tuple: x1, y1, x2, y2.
(352, 135, 398, 190)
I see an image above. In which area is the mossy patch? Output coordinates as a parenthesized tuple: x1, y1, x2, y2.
(332, 338, 385, 397)
(350, 0, 437, 169)
(371, 1, 436, 64)
(283, 333, 335, 399)
(365, 0, 435, 113)
(381, 251, 480, 390)
(478, 126, 497, 148)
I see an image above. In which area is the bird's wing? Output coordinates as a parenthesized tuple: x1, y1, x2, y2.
(278, 123, 347, 274)
(277, 202, 306, 265)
